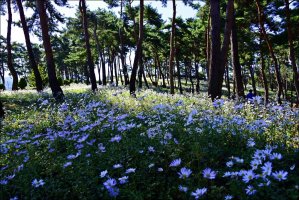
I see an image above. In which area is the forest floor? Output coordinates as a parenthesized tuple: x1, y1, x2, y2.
(0, 84, 299, 199)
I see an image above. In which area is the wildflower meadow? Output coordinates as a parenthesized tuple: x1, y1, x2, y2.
(0, 86, 299, 199)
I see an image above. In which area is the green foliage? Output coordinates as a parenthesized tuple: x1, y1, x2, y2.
(18, 77, 27, 89)
(63, 79, 71, 86)
(28, 65, 48, 88)
(57, 77, 63, 86)
(0, 83, 5, 90)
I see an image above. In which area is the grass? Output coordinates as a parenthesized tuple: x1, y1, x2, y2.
(0, 84, 299, 199)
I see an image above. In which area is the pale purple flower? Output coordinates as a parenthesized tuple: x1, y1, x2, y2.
(148, 146, 155, 152)
(242, 170, 256, 183)
(63, 162, 72, 168)
(226, 161, 233, 168)
(32, 179, 45, 188)
(272, 170, 288, 181)
(110, 135, 122, 143)
(224, 195, 233, 200)
(191, 187, 207, 199)
(178, 167, 192, 179)
(261, 162, 272, 176)
(118, 176, 128, 184)
(103, 178, 117, 189)
(125, 168, 136, 174)
(245, 185, 256, 195)
(270, 153, 282, 160)
(178, 185, 188, 193)
(170, 158, 181, 167)
(202, 168, 216, 180)
(113, 164, 122, 169)
(157, 168, 163, 172)
(247, 138, 255, 147)
(100, 170, 108, 178)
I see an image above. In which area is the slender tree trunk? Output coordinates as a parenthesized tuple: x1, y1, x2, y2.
(6, 0, 18, 90)
(138, 49, 143, 88)
(260, 35, 269, 104)
(79, 0, 97, 91)
(119, 0, 129, 85)
(130, 0, 144, 95)
(249, 64, 257, 95)
(16, 0, 43, 91)
(256, 0, 283, 103)
(97, 62, 102, 85)
(36, 0, 63, 100)
(114, 57, 118, 86)
(206, 12, 211, 81)
(100, 49, 106, 85)
(0, 100, 4, 118)
(194, 49, 200, 93)
(225, 63, 230, 98)
(169, 0, 176, 94)
(176, 53, 183, 94)
(285, 0, 299, 104)
(230, 11, 245, 98)
(156, 54, 166, 87)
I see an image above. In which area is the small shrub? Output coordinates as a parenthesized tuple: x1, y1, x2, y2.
(18, 78, 27, 89)
(0, 83, 5, 90)
(57, 77, 63, 86)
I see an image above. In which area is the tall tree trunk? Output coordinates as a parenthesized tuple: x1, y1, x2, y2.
(169, 0, 176, 94)
(93, 19, 102, 85)
(206, 12, 211, 81)
(100, 49, 106, 85)
(6, 0, 18, 91)
(138, 49, 143, 88)
(16, 0, 43, 91)
(208, 0, 234, 100)
(176, 53, 183, 94)
(194, 49, 200, 93)
(225, 63, 231, 98)
(0, 100, 4, 118)
(130, 0, 144, 95)
(79, 0, 97, 91)
(285, 0, 299, 104)
(119, 0, 129, 85)
(114, 57, 118, 86)
(255, 0, 283, 103)
(230, 11, 244, 98)
(260, 35, 269, 104)
(36, 0, 63, 100)
(249, 64, 257, 95)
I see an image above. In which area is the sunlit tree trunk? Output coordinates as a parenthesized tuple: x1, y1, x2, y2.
(6, 0, 18, 90)
(16, 0, 43, 91)
(36, 0, 64, 100)
(169, 0, 176, 94)
(130, 0, 144, 95)
(255, 0, 283, 103)
(79, 0, 97, 91)
(285, 0, 299, 104)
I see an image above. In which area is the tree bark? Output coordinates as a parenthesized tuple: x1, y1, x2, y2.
(0, 100, 4, 118)
(79, 0, 97, 91)
(260, 35, 269, 104)
(130, 0, 144, 95)
(169, 0, 176, 94)
(119, 0, 129, 85)
(255, 0, 283, 103)
(36, 0, 63, 100)
(6, 0, 18, 91)
(16, 0, 43, 91)
(230, 11, 245, 98)
(208, 0, 234, 100)
(285, 0, 299, 104)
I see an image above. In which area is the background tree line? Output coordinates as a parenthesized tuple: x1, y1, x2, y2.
(0, 0, 298, 108)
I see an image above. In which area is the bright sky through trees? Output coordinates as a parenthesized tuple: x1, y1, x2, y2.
(0, 1, 198, 44)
